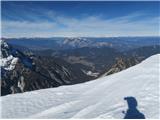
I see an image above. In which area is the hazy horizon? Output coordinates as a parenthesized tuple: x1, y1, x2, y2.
(2, 35, 160, 39)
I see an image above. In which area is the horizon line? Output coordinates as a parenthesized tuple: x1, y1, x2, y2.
(2, 35, 160, 39)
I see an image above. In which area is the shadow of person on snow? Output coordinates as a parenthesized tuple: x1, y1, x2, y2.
(123, 96, 145, 119)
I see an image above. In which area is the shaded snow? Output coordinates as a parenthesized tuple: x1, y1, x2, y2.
(0, 54, 159, 118)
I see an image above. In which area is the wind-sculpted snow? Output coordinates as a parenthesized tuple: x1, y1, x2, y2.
(1, 54, 159, 118)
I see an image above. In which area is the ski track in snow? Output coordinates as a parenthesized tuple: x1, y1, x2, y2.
(0, 54, 160, 118)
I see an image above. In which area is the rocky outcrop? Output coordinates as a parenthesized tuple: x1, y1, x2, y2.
(101, 57, 140, 76)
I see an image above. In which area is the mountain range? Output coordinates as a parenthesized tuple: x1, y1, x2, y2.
(4, 36, 160, 51)
(1, 37, 160, 96)
(1, 40, 74, 95)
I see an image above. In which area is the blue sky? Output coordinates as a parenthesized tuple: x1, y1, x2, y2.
(1, 1, 160, 38)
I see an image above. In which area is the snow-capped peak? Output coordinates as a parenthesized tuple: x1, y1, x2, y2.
(63, 37, 90, 48)
(1, 39, 9, 48)
(0, 39, 19, 71)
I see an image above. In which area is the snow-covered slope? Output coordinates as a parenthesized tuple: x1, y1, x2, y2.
(1, 54, 159, 118)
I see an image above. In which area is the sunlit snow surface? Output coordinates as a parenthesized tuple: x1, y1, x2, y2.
(1, 54, 159, 118)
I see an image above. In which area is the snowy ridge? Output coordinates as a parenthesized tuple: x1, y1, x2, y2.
(0, 40, 19, 70)
(1, 54, 160, 118)
(0, 55, 18, 70)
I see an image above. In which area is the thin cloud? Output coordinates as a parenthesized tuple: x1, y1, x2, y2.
(2, 12, 159, 38)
